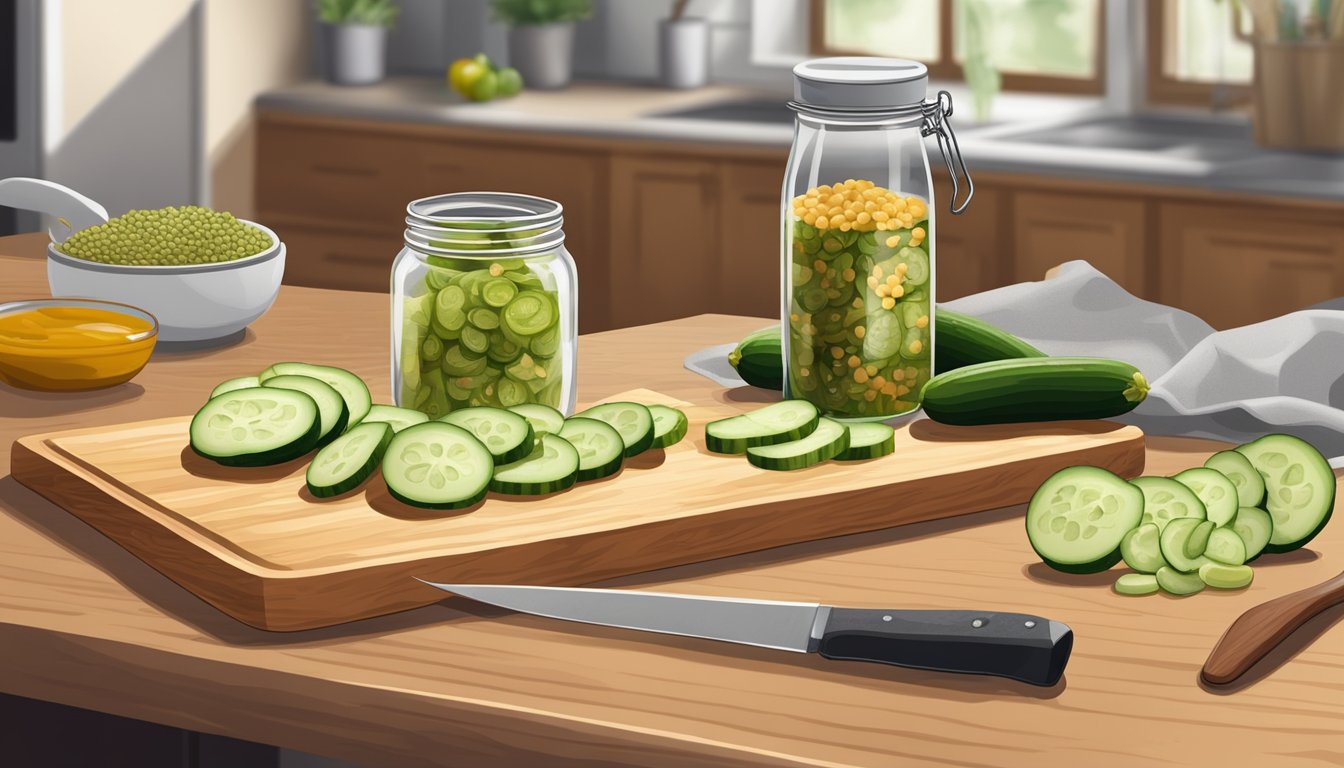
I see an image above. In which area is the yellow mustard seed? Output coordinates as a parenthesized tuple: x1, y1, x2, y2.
(865, 364, 878, 376)
(863, 390, 877, 402)
(875, 284, 888, 298)
(856, 212, 871, 225)
(842, 268, 855, 282)
(892, 369, 906, 381)
(881, 297, 895, 310)
(909, 340, 923, 355)
(847, 355, 861, 368)
(897, 384, 911, 396)
(912, 227, 927, 239)
(881, 382, 898, 396)
(815, 216, 829, 229)
(872, 265, 883, 279)
(916, 315, 929, 329)
(871, 375, 886, 389)
(790, 313, 800, 322)
(489, 263, 504, 277)
(891, 285, 905, 298)
(854, 369, 869, 383)
(831, 346, 844, 359)
(885, 275, 899, 288)
(855, 325, 866, 338)
(813, 259, 827, 271)
(886, 235, 900, 248)
(799, 367, 810, 377)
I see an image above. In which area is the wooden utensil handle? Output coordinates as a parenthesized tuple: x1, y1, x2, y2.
(1202, 570, 1344, 685)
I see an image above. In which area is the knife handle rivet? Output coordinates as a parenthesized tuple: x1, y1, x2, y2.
(882, 615, 892, 622)
(1024, 620, 1036, 628)
(971, 619, 985, 628)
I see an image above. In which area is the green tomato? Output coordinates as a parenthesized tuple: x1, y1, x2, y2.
(497, 67, 523, 97)
(473, 52, 493, 71)
(469, 70, 499, 102)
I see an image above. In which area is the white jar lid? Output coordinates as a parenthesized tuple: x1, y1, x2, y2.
(792, 57, 928, 110)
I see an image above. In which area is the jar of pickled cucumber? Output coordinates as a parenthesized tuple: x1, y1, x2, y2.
(391, 193, 577, 418)
(784, 57, 973, 421)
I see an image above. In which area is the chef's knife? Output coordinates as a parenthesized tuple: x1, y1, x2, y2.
(421, 582, 1073, 686)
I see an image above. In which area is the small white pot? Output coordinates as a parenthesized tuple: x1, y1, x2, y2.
(659, 17, 709, 89)
(321, 22, 387, 86)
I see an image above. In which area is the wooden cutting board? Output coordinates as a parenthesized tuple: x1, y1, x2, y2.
(11, 390, 1144, 631)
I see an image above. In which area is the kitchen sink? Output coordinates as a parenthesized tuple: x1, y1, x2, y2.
(980, 115, 1252, 161)
(649, 98, 796, 125)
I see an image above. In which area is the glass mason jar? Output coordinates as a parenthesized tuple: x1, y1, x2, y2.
(391, 192, 578, 419)
(783, 57, 973, 421)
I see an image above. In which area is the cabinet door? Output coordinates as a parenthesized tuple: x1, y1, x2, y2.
(1012, 192, 1149, 296)
(719, 160, 785, 319)
(931, 176, 1005, 300)
(608, 155, 720, 328)
(1160, 203, 1344, 329)
(271, 223, 392, 293)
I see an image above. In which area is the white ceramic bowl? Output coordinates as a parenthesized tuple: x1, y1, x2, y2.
(47, 220, 285, 343)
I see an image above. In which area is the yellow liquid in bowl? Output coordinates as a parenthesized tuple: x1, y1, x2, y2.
(0, 306, 157, 391)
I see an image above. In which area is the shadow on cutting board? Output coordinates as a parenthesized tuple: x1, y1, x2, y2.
(0, 382, 144, 419)
(909, 419, 1132, 443)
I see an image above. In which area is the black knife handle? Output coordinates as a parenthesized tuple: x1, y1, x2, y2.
(817, 608, 1073, 686)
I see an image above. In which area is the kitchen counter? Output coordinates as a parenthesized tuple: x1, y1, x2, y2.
(258, 78, 1344, 202)
(3, 232, 1344, 766)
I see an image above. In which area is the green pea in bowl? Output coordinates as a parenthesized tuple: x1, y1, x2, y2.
(47, 219, 285, 343)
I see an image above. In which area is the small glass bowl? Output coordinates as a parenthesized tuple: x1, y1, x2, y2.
(0, 298, 159, 391)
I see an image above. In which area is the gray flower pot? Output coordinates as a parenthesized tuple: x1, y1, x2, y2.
(659, 18, 709, 89)
(508, 22, 575, 91)
(321, 22, 387, 86)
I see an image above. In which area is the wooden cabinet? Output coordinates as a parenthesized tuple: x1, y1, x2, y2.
(257, 112, 1344, 331)
(1012, 191, 1149, 297)
(1160, 203, 1344, 328)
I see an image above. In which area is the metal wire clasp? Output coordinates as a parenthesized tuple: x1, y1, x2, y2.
(921, 91, 974, 215)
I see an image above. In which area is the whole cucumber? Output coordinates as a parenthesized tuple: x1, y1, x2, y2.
(920, 357, 1149, 426)
(728, 325, 784, 390)
(934, 309, 1044, 374)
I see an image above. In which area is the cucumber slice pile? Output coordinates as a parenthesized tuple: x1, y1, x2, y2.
(383, 422, 494, 509)
(440, 406, 535, 464)
(1031, 433, 1335, 598)
(306, 422, 394, 498)
(578, 402, 655, 457)
(194, 369, 693, 508)
(490, 434, 580, 496)
(747, 418, 850, 471)
(262, 374, 350, 447)
(1025, 466, 1144, 574)
(705, 400, 819, 454)
(190, 387, 322, 467)
(362, 404, 429, 433)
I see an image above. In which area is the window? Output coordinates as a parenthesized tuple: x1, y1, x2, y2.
(810, 0, 1105, 95)
(1147, 0, 1253, 106)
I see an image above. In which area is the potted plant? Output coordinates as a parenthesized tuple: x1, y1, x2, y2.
(491, 0, 593, 90)
(317, 0, 399, 86)
(660, 0, 709, 89)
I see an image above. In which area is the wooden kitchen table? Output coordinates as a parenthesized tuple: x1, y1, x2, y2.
(1, 233, 1341, 767)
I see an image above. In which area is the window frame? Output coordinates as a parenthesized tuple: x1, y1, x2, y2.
(1145, 0, 1252, 107)
(808, 0, 1107, 96)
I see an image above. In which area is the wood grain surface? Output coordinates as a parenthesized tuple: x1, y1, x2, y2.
(11, 398, 1142, 631)
(3, 239, 1344, 767)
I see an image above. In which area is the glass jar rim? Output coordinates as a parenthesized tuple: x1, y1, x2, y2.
(788, 100, 925, 126)
(404, 192, 565, 256)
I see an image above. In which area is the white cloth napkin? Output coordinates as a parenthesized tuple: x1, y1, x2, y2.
(685, 260, 1344, 466)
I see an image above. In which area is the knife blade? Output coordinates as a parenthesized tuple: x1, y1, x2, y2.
(421, 582, 1073, 686)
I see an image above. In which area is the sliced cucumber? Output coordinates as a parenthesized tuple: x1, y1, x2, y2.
(1184, 520, 1215, 559)
(558, 417, 624, 482)
(1131, 476, 1206, 531)
(262, 374, 349, 447)
(1236, 434, 1336, 553)
(1204, 526, 1247, 565)
(441, 406, 535, 465)
(705, 400, 819, 454)
(1198, 562, 1254, 590)
(835, 422, 896, 461)
(490, 434, 580, 495)
(1156, 565, 1205, 596)
(1114, 573, 1159, 596)
(1026, 466, 1144, 574)
(1231, 506, 1273, 562)
(1120, 523, 1166, 573)
(210, 376, 259, 399)
(1173, 468, 1238, 527)
(382, 422, 492, 509)
(746, 418, 849, 471)
(1158, 517, 1212, 573)
(189, 387, 321, 467)
(1204, 450, 1266, 508)
(507, 403, 565, 436)
(362, 404, 429, 433)
(578, 402, 655, 458)
(259, 362, 372, 430)
(648, 405, 689, 449)
(306, 422, 393, 498)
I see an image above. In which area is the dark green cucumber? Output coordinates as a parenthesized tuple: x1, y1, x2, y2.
(933, 309, 1045, 374)
(728, 326, 783, 390)
(920, 357, 1150, 426)
(305, 422, 393, 498)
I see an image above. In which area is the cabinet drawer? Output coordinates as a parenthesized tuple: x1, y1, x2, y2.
(1013, 192, 1148, 296)
(719, 161, 784, 319)
(1160, 203, 1344, 329)
(257, 121, 428, 229)
(274, 223, 394, 293)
